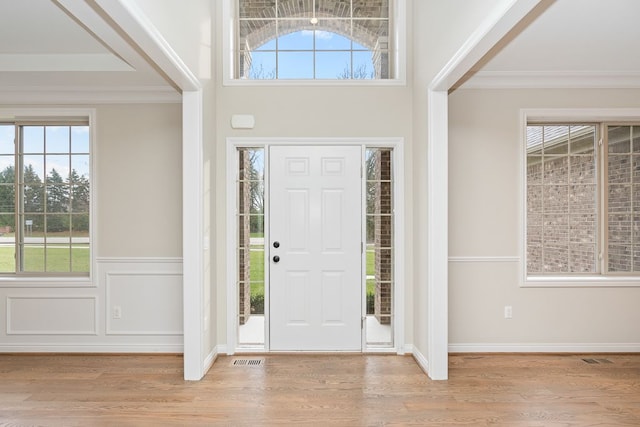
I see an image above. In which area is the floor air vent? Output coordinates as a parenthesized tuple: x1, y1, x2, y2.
(582, 358, 612, 364)
(231, 358, 264, 367)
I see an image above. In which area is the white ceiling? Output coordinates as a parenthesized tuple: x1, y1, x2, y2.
(0, 0, 639, 102)
(464, 0, 640, 88)
(0, 0, 178, 103)
(484, 0, 640, 72)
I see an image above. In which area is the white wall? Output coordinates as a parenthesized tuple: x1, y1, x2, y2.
(411, 0, 509, 362)
(132, 0, 212, 81)
(0, 103, 184, 352)
(448, 88, 640, 351)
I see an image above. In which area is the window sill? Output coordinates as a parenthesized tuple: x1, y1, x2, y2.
(524, 275, 640, 288)
(0, 276, 94, 288)
(222, 78, 407, 87)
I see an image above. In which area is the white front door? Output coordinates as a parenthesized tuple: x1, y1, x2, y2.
(269, 146, 362, 351)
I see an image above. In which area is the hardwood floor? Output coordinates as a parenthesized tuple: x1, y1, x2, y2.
(0, 353, 639, 426)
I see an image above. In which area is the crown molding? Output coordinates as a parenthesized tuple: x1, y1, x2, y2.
(91, 0, 201, 92)
(461, 71, 640, 89)
(0, 54, 133, 72)
(0, 85, 181, 104)
(430, 0, 544, 91)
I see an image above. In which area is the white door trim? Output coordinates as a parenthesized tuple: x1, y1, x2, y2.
(226, 137, 405, 354)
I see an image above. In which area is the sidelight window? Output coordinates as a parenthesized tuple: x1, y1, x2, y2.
(365, 147, 393, 346)
(236, 147, 265, 345)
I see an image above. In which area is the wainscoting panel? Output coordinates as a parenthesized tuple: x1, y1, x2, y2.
(100, 258, 183, 336)
(0, 258, 183, 353)
(7, 296, 97, 335)
(105, 272, 183, 335)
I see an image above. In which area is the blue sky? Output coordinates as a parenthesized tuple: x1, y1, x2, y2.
(0, 125, 90, 181)
(249, 30, 375, 79)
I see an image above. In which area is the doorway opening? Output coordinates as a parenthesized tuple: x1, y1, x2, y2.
(229, 140, 403, 353)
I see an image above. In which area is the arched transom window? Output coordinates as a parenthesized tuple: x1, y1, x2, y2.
(236, 0, 391, 80)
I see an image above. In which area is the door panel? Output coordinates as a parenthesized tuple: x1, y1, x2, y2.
(270, 145, 362, 351)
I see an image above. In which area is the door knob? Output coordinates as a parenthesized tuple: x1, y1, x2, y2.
(273, 241, 280, 248)
(273, 255, 280, 263)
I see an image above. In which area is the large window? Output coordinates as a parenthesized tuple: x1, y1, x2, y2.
(0, 123, 90, 275)
(526, 123, 640, 277)
(235, 0, 392, 80)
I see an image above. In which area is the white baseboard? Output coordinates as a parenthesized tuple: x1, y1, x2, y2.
(203, 347, 218, 374)
(411, 345, 429, 375)
(217, 344, 413, 356)
(401, 344, 413, 355)
(0, 343, 183, 353)
(449, 343, 640, 353)
(215, 344, 229, 355)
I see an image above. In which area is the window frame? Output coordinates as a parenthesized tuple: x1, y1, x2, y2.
(521, 108, 640, 288)
(0, 109, 96, 288)
(221, 0, 407, 86)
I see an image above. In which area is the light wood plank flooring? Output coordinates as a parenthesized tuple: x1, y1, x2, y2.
(0, 353, 639, 426)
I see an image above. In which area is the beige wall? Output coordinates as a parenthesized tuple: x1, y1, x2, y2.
(128, 0, 640, 355)
(0, 103, 184, 351)
(214, 86, 414, 343)
(448, 88, 640, 347)
(96, 103, 182, 257)
(211, 0, 523, 349)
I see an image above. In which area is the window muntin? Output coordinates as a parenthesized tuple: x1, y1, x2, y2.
(0, 124, 16, 273)
(526, 123, 640, 277)
(0, 123, 90, 275)
(606, 125, 640, 272)
(526, 125, 598, 274)
(236, 0, 391, 80)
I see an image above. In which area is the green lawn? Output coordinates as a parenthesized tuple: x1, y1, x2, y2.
(0, 246, 89, 273)
(367, 278, 375, 296)
(249, 248, 265, 297)
(366, 250, 375, 276)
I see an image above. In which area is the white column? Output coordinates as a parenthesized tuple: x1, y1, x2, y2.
(427, 89, 449, 380)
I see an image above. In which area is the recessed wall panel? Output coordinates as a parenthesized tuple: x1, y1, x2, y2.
(7, 296, 96, 335)
(106, 272, 183, 335)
